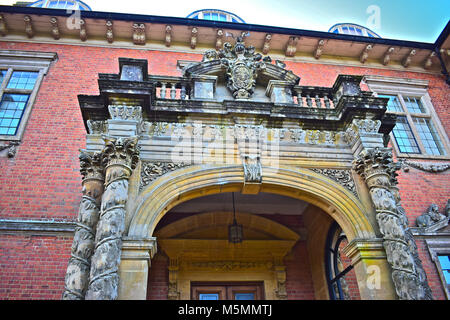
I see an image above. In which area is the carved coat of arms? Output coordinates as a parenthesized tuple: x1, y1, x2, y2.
(218, 37, 266, 99)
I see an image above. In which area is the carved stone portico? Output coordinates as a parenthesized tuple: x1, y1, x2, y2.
(66, 39, 434, 300)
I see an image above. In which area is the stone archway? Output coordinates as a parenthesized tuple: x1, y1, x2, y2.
(117, 164, 396, 300)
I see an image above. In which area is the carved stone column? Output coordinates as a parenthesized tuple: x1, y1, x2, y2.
(353, 147, 432, 299)
(85, 136, 140, 300)
(62, 151, 104, 300)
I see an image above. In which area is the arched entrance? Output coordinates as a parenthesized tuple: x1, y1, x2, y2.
(117, 164, 396, 300)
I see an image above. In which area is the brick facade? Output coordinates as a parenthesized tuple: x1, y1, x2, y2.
(0, 40, 448, 300)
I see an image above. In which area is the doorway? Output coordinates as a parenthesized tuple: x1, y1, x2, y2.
(191, 282, 264, 300)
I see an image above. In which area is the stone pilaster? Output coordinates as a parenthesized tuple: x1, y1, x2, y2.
(85, 136, 140, 300)
(62, 151, 104, 300)
(353, 147, 432, 299)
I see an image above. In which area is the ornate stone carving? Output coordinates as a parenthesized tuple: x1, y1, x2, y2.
(106, 20, 114, 43)
(416, 204, 448, 228)
(87, 120, 107, 134)
(262, 34, 272, 55)
(0, 14, 7, 36)
(85, 137, 139, 300)
(168, 258, 180, 300)
(140, 161, 189, 191)
(63, 151, 104, 300)
(274, 265, 287, 299)
(402, 49, 416, 68)
(310, 168, 357, 196)
(344, 119, 381, 145)
(50, 17, 60, 40)
(0, 141, 20, 158)
(424, 51, 436, 70)
(219, 37, 266, 99)
(165, 25, 172, 47)
(132, 23, 146, 45)
(215, 29, 224, 50)
(360, 44, 373, 63)
(243, 155, 262, 183)
(285, 36, 298, 57)
(401, 160, 450, 173)
(24, 15, 34, 38)
(79, 19, 87, 42)
(190, 27, 198, 49)
(186, 260, 273, 271)
(314, 39, 325, 59)
(353, 147, 432, 300)
(108, 105, 142, 122)
(383, 47, 395, 66)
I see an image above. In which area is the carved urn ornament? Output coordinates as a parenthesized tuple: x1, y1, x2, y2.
(219, 36, 266, 99)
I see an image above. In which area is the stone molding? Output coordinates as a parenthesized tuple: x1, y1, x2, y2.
(310, 168, 357, 196)
(0, 219, 75, 234)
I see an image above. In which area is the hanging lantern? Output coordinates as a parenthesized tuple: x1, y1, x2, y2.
(228, 192, 243, 243)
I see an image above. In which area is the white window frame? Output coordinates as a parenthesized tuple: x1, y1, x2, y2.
(364, 76, 450, 160)
(0, 50, 57, 142)
(425, 239, 450, 300)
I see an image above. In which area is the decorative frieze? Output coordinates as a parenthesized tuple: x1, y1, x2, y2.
(401, 160, 450, 173)
(310, 168, 357, 196)
(185, 260, 274, 271)
(87, 120, 107, 135)
(108, 105, 142, 122)
(140, 161, 189, 191)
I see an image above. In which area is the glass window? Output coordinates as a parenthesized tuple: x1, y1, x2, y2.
(219, 14, 227, 22)
(7, 71, 38, 90)
(367, 32, 375, 37)
(355, 28, 363, 36)
(212, 13, 218, 20)
(0, 70, 6, 86)
(392, 116, 421, 154)
(378, 94, 403, 112)
(342, 26, 349, 33)
(403, 96, 425, 113)
(333, 29, 339, 34)
(232, 17, 239, 23)
(199, 293, 219, 300)
(0, 94, 29, 135)
(234, 293, 255, 300)
(348, 26, 356, 34)
(203, 13, 211, 20)
(413, 118, 445, 155)
(438, 255, 450, 284)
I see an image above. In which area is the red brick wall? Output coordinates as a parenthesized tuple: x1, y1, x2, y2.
(0, 41, 448, 300)
(0, 234, 72, 299)
(146, 252, 169, 300)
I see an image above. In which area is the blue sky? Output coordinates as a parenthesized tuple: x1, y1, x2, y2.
(1, 0, 449, 43)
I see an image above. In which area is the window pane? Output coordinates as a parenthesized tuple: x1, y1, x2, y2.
(7, 71, 38, 90)
(219, 14, 227, 21)
(413, 117, 445, 155)
(0, 70, 7, 86)
(234, 293, 255, 300)
(392, 116, 420, 154)
(438, 255, 450, 284)
(203, 13, 211, 20)
(403, 96, 425, 113)
(199, 293, 219, 300)
(378, 94, 403, 112)
(0, 93, 29, 136)
(212, 13, 218, 20)
(355, 28, 363, 36)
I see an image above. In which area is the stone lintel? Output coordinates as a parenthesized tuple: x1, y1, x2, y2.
(342, 238, 386, 265)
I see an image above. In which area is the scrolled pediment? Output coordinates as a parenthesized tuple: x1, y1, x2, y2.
(183, 37, 300, 100)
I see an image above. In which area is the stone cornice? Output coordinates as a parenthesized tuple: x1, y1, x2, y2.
(0, 219, 76, 234)
(0, 6, 442, 73)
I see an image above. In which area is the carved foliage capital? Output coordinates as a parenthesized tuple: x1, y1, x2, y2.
(79, 151, 104, 182)
(353, 147, 400, 186)
(101, 136, 140, 171)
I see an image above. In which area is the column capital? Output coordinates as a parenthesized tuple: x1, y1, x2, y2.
(101, 136, 140, 172)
